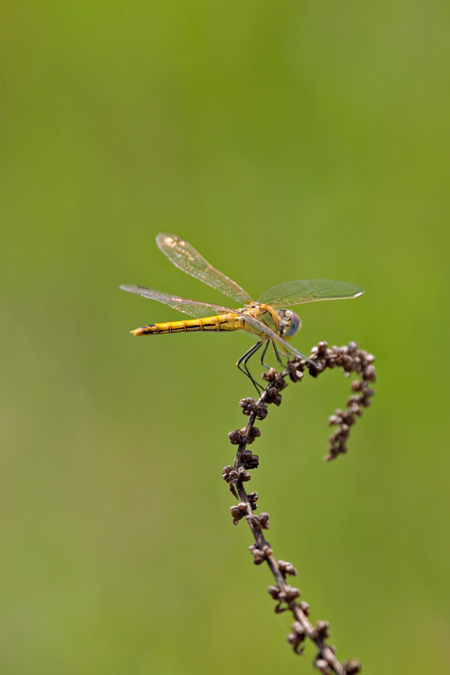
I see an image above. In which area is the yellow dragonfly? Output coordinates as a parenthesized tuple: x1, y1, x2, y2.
(121, 234, 364, 391)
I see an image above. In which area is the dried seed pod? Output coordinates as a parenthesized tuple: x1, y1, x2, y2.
(343, 659, 361, 674)
(312, 620, 330, 640)
(278, 560, 297, 576)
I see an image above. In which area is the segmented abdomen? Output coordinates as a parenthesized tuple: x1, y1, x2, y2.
(131, 314, 243, 336)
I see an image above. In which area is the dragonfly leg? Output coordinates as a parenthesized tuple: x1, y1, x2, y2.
(237, 341, 264, 393)
(259, 340, 271, 369)
(272, 341, 284, 366)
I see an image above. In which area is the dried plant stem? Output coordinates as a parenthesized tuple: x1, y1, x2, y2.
(222, 341, 376, 674)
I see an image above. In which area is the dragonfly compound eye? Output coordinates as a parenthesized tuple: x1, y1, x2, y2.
(284, 310, 301, 338)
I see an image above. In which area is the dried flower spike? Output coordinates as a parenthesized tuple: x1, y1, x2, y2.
(224, 341, 375, 673)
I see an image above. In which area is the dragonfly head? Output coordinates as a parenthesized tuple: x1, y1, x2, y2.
(276, 309, 301, 339)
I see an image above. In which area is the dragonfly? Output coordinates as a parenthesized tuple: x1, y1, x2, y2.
(121, 234, 364, 392)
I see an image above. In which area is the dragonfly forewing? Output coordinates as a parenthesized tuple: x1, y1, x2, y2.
(257, 279, 364, 307)
(156, 234, 254, 306)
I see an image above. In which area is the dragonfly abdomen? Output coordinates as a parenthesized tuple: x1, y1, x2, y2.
(131, 314, 243, 336)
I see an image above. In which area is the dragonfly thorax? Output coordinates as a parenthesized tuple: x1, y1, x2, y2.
(276, 308, 301, 339)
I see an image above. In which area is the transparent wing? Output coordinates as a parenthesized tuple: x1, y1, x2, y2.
(257, 279, 364, 307)
(156, 233, 253, 305)
(120, 285, 237, 319)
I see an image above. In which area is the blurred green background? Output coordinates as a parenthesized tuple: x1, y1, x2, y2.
(2, 1, 449, 673)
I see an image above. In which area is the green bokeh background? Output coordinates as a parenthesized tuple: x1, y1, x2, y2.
(2, 2, 449, 673)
